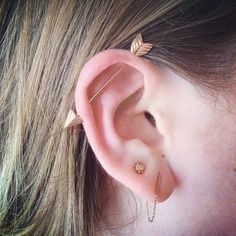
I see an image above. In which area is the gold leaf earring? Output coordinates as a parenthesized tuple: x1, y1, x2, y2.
(146, 172, 161, 222)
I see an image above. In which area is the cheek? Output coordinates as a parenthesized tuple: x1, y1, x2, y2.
(172, 112, 236, 188)
(173, 135, 233, 194)
(168, 107, 236, 224)
(154, 70, 236, 230)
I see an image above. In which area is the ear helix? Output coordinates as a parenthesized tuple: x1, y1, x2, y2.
(64, 33, 153, 129)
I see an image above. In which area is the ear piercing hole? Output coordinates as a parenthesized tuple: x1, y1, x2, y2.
(144, 111, 156, 127)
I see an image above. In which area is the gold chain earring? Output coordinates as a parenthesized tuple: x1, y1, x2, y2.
(146, 172, 161, 222)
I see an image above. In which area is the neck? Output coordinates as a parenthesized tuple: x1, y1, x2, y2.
(100, 181, 236, 236)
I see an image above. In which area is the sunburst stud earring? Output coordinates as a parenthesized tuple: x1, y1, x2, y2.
(134, 161, 145, 174)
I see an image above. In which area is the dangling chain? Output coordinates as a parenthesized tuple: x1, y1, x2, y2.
(146, 172, 161, 222)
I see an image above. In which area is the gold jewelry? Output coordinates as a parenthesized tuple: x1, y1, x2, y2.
(134, 161, 145, 174)
(64, 33, 153, 128)
(146, 172, 161, 222)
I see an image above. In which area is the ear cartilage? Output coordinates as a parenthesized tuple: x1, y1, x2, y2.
(134, 161, 145, 174)
(64, 33, 153, 129)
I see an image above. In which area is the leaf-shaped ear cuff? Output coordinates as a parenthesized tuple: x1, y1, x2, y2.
(64, 33, 153, 128)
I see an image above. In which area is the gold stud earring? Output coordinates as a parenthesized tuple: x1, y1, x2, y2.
(146, 171, 161, 222)
(134, 161, 145, 174)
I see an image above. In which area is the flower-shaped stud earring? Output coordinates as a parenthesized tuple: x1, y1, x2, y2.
(134, 161, 145, 174)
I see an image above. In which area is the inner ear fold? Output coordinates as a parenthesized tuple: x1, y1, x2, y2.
(87, 62, 145, 143)
(114, 88, 160, 147)
(87, 61, 160, 154)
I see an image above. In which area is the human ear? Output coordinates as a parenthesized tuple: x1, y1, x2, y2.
(74, 49, 175, 202)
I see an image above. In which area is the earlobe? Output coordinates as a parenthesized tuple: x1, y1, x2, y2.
(74, 49, 175, 202)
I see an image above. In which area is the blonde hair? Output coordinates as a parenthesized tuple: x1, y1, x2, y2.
(0, 0, 236, 235)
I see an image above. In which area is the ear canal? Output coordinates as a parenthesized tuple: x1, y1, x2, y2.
(144, 111, 156, 127)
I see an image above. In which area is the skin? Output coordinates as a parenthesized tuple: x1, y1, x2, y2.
(116, 67, 236, 235)
(75, 49, 236, 235)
